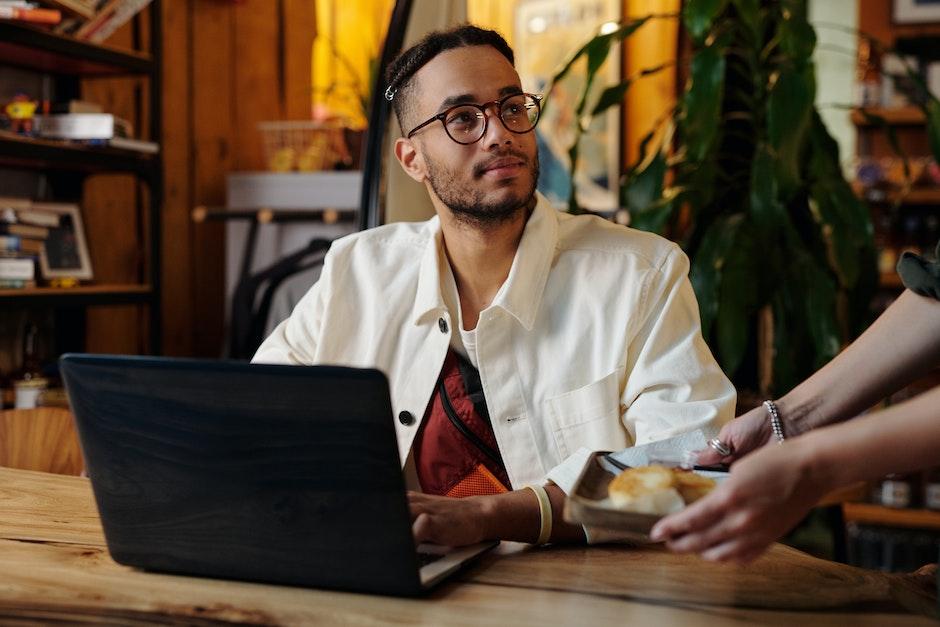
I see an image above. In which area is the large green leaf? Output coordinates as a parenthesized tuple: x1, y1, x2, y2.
(548, 17, 651, 103)
(683, 44, 726, 162)
(807, 113, 875, 290)
(766, 65, 814, 198)
(748, 143, 786, 234)
(715, 219, 764, 376)
(623, 149, 666, 211)
(796, 253, 841, 367)
(684, 0, 728, 45)
(777, 1, 816, 64)
(730, 0, 761, 41)
(690, 214, 744, 339)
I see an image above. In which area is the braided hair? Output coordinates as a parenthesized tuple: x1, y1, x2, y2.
(384, 24, 514, 133)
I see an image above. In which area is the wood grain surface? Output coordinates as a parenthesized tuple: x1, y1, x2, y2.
(1, 467, 936, 626)
(0, 408, 84, 476)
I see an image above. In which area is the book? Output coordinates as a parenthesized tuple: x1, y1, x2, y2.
(0, 222, 49, 239)
(34, 113, 132, 140)
(0, 236, 43, 255)
(41, 0, 98, 19)
(75, 0, 150, 42)
(0, 5, 61, 22)
(15, 209, 60, 228)
(0, 257, 36, 281)
(0, 279, 35, 289)
(0, 196, 31, 211)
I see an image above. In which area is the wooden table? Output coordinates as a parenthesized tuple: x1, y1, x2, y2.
(1, 467, 936, 626)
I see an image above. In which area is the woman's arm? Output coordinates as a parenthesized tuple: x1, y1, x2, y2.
(651, 384, 940, 563)
(698, 289, 940, 465)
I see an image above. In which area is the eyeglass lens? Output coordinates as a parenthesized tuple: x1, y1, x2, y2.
(444, 94, 540, 144)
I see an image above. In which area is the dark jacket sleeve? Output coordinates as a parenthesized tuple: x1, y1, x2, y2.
(898, 240, 940, 301)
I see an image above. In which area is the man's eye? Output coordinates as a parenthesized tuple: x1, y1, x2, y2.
(448, 111, 478, 126)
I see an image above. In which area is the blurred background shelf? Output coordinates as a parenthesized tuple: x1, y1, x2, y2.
(0, 131, 155, 174)
(844, 503, 940, 531)
(851, 106, 926, 126)
(0, 21, 152, 76)
(0, 284, 152, 306)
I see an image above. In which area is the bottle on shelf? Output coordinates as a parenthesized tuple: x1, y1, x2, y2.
(925, 468, 940, 511)
(856, 38, 882, 107)
(877, 473, 915, 509)
(875, 212, 898, 275)
(12, 320, 48, 410)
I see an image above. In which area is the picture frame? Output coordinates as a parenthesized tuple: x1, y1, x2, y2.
(30, 202, 94, 281)
(893, 0, 940, 25)
(512, 0, 621, 213)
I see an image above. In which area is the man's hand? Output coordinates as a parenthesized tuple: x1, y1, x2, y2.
(650, 440, 830, 563)
(408, 491, 496, 546)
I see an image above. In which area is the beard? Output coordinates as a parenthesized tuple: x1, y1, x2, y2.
(425, 148, 539, 228)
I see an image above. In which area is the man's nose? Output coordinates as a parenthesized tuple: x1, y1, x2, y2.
(482, 105, 512, 148)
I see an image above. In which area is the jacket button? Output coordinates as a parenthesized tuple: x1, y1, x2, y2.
(438, 317, 448, 334)
(398, 411, 415, 426)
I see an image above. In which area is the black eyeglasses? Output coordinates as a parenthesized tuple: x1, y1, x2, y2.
(406, 93, 543, 145)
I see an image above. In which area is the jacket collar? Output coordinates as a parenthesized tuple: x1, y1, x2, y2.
(410, 193, 558, 331)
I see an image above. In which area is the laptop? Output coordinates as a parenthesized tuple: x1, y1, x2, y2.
(59, 354, 497, 596)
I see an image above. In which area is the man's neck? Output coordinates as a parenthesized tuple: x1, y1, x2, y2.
(440, 201, 534, 331)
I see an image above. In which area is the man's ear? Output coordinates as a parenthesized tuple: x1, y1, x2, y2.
(394, 137, 427, 183)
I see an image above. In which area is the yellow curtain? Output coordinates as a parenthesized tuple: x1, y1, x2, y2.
(311, 0, 396, 128)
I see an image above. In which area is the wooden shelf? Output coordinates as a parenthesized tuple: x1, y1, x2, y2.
(843, 502, 940, 531)
(0, 284, 152, 306)
(852, 106, 926, 127)
(0, 22, 152, 76)
(861, 187, 940, 205)
(0, 131, 156, 175)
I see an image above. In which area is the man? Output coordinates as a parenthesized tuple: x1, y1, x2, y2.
(254, 24, 735, 546)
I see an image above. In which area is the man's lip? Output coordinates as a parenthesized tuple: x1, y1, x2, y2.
(481, 158, 525, 173)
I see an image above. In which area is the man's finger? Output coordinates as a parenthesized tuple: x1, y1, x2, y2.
(412, 513, 433, 544)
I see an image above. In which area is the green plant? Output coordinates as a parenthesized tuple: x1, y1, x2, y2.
(549, 0, 940, 395)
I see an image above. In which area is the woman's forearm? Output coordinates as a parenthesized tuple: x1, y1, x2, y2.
(777, 290, 940, 434)
(802, 384, 940, 490)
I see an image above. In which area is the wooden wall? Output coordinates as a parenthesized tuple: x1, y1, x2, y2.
(82, 1, 317, 358)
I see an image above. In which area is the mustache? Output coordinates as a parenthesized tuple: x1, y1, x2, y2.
(472, 151, 529, 178)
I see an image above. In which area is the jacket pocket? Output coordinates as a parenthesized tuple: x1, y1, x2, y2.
(546, 369, 625, 459)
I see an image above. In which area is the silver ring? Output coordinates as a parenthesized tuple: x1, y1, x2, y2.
(708, 437, 733, 457)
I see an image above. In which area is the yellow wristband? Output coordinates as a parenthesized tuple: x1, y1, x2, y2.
(525, 484, 553, 545)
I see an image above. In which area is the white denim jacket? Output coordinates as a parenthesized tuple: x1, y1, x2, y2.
(253, 193, 736, 495)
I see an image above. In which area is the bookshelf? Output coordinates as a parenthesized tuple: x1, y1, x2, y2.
(850, 106, 926, 126)
(0, 6, 162, 355)
(0, 130, 154, 174)
(0, 284, 151, 306)
(0, 21, 153, 75)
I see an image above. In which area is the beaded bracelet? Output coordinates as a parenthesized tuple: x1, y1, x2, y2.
(763, 400, 786, 443)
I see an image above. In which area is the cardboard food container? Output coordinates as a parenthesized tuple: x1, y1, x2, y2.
(563, 451, 728, 542)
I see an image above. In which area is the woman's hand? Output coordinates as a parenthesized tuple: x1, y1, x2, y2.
(650, 440, 831, 563)
(694, 403, 774, 466)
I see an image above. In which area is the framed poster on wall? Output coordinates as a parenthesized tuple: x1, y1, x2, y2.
(513, 0, 621, 213)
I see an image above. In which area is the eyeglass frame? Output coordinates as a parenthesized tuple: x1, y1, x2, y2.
(405, 92, 543, 145)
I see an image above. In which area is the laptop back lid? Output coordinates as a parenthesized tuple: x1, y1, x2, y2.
(60, 354, 424, 596)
